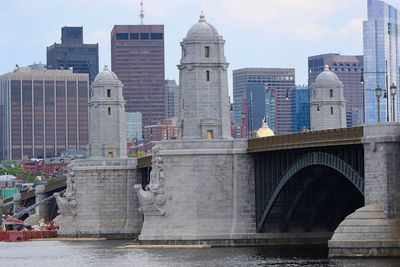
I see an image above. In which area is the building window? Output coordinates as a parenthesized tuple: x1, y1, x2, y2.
(151, 33, 163, 40)
(207, 130, 214, 140)
(317, 105, 320, 112)
(206, 71, 210, 81)
(108, 107, 111, 115)
(130, 33, 139, 40)
(107, 89, 111, 97)
(108, 152, 113, 159)
(140, 33, 149, 40)
(329, 89, 333, 98)
(331, 107, 333, 115)
(116, 33, 129, 40)
(205, 46, 210, 58)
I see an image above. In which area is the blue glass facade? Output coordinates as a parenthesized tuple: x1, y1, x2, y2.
(291, 86, 310, 132)
(364, 0, 400, 123)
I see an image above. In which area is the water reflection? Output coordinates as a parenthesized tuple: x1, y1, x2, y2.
(0, 240, 399, 267)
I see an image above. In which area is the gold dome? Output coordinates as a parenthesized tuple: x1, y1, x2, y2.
(256, 117, 274, 138)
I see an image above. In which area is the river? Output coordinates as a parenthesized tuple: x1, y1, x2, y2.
(0, 240, 399, 266)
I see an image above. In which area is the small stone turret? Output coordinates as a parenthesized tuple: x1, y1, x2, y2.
(89, 65, 127, 158)
(310, 65, 346, 131)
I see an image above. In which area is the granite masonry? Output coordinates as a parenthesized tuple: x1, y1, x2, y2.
(54, 66, 142, 237)
(329, 123, 400, 257)
(135, 14, 256, 241)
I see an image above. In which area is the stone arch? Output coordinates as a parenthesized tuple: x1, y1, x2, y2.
(257, 152, 364, 232)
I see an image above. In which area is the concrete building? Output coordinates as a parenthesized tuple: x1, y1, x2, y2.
(165, 80, 179, 119)
(0, 67, 89, 161)
(233, 68, 295, 136)
(143, 117, 177, 141)
(111, 24, 165, 127)
(126, 112, 142, 142)
(310, 65, 346, 131)
(364, 0, 400, 123)
(55, 66, 142, 237)
(291, 86, 310, 132)
(308, 53, 363, 127)
(136, 13, 255, 241)
(47, 26, 99, 83)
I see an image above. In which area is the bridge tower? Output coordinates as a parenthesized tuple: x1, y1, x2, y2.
(310, 65, 346, 131)
(54, 66, 142, 238)
(89, 65, 127, 158)
(177, 13, 231, 139)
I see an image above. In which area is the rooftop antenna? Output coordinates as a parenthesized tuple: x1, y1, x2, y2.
(139, 0, 144, 25)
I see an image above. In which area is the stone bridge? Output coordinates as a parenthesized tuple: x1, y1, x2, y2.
(248, 123, 400, 257)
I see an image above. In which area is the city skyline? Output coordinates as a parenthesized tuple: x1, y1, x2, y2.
(2, 0, 399, 98)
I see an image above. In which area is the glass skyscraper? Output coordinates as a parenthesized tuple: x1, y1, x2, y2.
(364, 0, 400, 123)
(291, 86, 310, 132)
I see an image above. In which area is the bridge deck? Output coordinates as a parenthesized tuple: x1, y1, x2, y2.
(248, 127, 363, 153)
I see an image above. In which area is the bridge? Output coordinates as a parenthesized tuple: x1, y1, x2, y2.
(248, 127, 364, 234)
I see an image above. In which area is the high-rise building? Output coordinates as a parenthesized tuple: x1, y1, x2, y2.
(111, 24, 165, 128)
(47, 26, 99, 83)
(291, 86, 310, 132)
(125, 112, 142, 142)
(0, 67, 89, 160)
(308, 53, 363, 127)
(233, 68, 295, 136)
(364, 0, 400, 123)
(165, 79, 178, 118)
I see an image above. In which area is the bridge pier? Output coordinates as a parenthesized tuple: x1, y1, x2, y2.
(329, 123, 400, 257)
(12, 193, 22, 215)
(25, 185, 48, 226)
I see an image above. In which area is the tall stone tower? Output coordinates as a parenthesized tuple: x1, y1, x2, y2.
(55, 66, 142, 237)
(310, 65, 346, 131)
(177, 13, 231, 139)
(89, 65, 127, 158)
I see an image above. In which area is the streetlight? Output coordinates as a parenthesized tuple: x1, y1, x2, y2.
(390, 83, 397, 122)
(375, 85, 382, 122)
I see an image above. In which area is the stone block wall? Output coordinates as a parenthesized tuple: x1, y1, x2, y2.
(362, 123, 400, 218)
(139, 139, 256, 240)
(57, 158, 142, 237)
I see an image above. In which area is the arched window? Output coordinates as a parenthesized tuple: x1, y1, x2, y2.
(107, 89, 111, 97)
(329, 89, 333, 97)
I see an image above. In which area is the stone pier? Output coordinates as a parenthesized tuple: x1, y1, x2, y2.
(329, 123, 400, 257)
(12, 192, 22, 215)
(136, 139, 256, 240)
(25, 185, 49, 225)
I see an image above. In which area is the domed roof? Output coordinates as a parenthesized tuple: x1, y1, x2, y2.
(185, 13, 219, 40)
(315, 65, 340, 84)
(256, 118, 274, 138)
(93, 65, 120, 84)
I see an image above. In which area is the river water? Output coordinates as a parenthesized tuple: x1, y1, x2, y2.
(0, 240, 399, 267)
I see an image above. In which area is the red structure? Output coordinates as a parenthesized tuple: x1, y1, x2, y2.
(144, 118, 177, 142)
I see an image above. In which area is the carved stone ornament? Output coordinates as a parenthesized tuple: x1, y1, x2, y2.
(134, 147, 166, 216)
(54, 166, 77, 217)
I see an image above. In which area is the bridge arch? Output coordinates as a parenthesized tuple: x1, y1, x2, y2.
(257, 151, 364, 232)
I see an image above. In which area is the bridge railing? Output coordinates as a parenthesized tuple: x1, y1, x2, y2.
(248, 127, 364, 153)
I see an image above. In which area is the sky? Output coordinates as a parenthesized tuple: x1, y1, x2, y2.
(1, 0, 400, 97)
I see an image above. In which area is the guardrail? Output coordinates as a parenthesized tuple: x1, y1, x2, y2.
(248, 127, 364, 153)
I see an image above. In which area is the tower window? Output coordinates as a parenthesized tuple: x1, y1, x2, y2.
(206, 71, 210, 81)
(205, 46, 210, 58)
(108, 107, 111, 115)
(329, 89, 333, 97)
(207, 130, 214, 140)
(107, 89, 111, 97)
(317, 105, 320, 112)
(331, 106, 333, 115)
